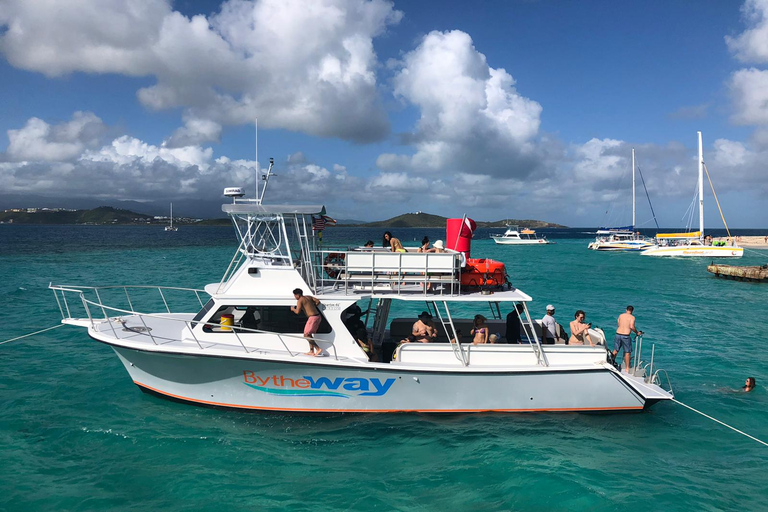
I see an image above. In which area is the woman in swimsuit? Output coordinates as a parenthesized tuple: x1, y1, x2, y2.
(471, 314, 489, 345)
(569, 310, 594, 346)
(383, 231, 406, 252)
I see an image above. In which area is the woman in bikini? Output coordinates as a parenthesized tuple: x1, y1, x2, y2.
(569, 310, 594, 346)
(383, 231, 406, 252)
(471, 314, 489, 345)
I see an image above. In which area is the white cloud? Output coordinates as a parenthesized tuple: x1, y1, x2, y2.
(385, 30, 543, 178)
(0, 0, 402, 143)
(726, 0, 768, 63)
(729, 68, 768, 125)
(166, 117, 223, 148)
(4, 112, 107, 162)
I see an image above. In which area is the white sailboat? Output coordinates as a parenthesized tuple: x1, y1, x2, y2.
(588, 149, 656, 251)
(164, 203, 178, 232)
(641, 132, 742, 258)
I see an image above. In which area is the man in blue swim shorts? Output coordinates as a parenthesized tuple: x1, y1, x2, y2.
(612, 305, 643, 373)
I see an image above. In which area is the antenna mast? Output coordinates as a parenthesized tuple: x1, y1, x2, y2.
(698, 131, 704, 238)
(632, 147, 636, 229)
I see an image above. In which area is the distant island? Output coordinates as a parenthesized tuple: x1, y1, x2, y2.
(340, 211, 566, 229)
(0, 206, 566, 228)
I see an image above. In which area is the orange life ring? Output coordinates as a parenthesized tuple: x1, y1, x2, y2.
(324, 252, 346, 278)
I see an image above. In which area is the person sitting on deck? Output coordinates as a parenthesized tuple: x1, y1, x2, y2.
(355, 327, 375, 360)
(427, 240, 445, 253)
(403, 311, 437, 343)
(569, 310, 595, 346)
(418, 236, 431, 252)
(383, 231, 406, 253)
(471, 314, 489, 345)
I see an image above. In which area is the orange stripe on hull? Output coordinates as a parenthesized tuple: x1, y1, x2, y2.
(134, 381, 644, 413)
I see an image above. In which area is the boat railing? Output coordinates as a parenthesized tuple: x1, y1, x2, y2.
(50, 284, 209, 321)
(49, 284, 340, 360)
(310, 248, 463, 296)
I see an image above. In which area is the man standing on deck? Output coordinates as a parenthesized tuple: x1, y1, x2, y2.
(613, 305, 643, 373)
(291, 288, 323, 356)
(506, 304, 525, 343)
(541, 305, 558, 344)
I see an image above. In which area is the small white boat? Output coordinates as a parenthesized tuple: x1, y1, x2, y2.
(641, 132, 743, 258)
(50, 159, 672, 414)
(491, 225, 551, 245)
(164, 203, 178, 232)
(588, 230, 656, 251)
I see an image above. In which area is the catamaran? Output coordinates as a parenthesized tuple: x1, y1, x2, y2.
(491, 225, 551, 245)
(164, 203, 178, 232)
(589, 149, 656, 251)
(49, 158, 673, 413)
(641, 132, 743, 258)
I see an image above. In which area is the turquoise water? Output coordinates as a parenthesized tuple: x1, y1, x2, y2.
(1, 225, 766, 511)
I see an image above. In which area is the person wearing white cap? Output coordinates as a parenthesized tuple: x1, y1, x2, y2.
(541, 305, 558, 344)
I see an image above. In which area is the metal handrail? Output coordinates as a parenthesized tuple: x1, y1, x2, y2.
(50, 284, 332, 357)
(311, 248, 463, 295)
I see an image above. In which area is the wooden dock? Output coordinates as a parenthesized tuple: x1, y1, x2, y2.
(707, 264, 768, 282)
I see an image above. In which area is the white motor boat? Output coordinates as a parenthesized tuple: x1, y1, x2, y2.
(491, 225, 551, 245)
(50, 161, 672, 413)
(588, 230, 656, 251)
(641, 132, 743, 258)
(589, 149, 656, 252)
(164, 203, 178, 232)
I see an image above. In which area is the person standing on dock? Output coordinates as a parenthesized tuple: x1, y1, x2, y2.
(613, 306, 643, 373)
(291, 288, 323, 356)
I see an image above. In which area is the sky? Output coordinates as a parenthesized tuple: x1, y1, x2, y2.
(1, 0, 767, 227)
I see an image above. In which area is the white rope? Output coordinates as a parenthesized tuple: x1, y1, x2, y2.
(0, 324, 65, 346)
(672, 398, 768, 447)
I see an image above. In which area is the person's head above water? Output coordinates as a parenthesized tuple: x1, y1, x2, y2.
(744, 377, 756, 391)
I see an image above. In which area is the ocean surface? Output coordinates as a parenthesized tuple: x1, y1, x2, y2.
(1, 224, 766, 511)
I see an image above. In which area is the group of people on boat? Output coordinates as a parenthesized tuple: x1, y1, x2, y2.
(381, 232, 445, 254)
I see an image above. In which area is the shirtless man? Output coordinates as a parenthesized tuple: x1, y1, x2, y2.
(613, 305, 643, 372)
(405, 311, 437, 343)
(291, 288, 323, 356)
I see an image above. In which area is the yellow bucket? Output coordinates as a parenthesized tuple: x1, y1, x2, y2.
(220, 314, 234, 331)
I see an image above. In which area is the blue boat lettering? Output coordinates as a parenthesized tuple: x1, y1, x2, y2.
(243, 371, 395, 398)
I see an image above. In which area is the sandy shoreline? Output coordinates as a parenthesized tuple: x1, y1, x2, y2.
(713, 235, 768, 249)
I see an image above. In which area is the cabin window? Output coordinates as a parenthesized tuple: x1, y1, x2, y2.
(191, 299, 215, 327)
(204, 305, 331, 334)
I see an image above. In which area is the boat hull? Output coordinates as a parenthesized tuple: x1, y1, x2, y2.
(589, 242, 655, 251)
(492, 238, 550, 245)
(641, 246, 743, 257)
(113, 346, 652, 413)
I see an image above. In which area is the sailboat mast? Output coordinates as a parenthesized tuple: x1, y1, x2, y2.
(698, 131, 704, 238)
(632, 148, 636, 228)
(170, 203, 173, 228)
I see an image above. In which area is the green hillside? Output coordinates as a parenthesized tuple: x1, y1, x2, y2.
(0, 207, 153, 224)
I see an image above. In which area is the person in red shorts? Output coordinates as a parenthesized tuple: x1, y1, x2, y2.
(291, 288, 323, 356)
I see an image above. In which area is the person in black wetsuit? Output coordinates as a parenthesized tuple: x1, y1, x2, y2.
(505, 304, 525, 343)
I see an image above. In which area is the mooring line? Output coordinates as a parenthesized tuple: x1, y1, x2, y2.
(0, 324, 64, 346)
(672, 398, 767, 447)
